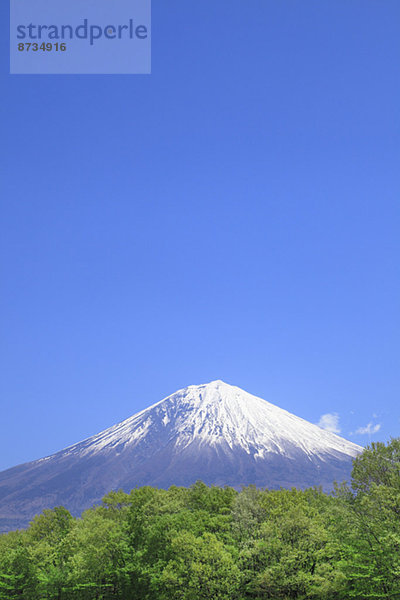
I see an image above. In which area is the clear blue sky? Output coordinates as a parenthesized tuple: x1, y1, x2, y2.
(1, 0, 399, 471)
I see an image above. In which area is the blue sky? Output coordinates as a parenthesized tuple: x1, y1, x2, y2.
(1, 0, 399, 471)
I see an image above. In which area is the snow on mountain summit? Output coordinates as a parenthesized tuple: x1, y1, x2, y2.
(67, 380, 361, 462)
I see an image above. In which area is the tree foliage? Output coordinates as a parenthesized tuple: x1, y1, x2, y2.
(1, 440, 400, 599)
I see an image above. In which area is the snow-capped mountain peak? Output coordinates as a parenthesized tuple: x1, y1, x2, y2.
(0, 380, 362, 532)
(66, 380, 361, 462)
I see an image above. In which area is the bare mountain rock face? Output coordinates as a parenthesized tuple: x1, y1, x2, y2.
(0, 380, 362, 531)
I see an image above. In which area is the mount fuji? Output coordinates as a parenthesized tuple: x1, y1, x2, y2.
(0, 380, 362, 531)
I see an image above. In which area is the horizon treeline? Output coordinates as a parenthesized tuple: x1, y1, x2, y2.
(1, 439, 400, 600)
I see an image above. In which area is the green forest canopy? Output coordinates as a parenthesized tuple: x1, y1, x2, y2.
(1, 438, 400, 600)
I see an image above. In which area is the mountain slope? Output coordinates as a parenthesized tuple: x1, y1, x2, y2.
(0, 380, 362, 531)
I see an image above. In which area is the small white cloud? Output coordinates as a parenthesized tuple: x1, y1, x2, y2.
(355, 422, 381, 435)
(317, 413, 341, 434)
